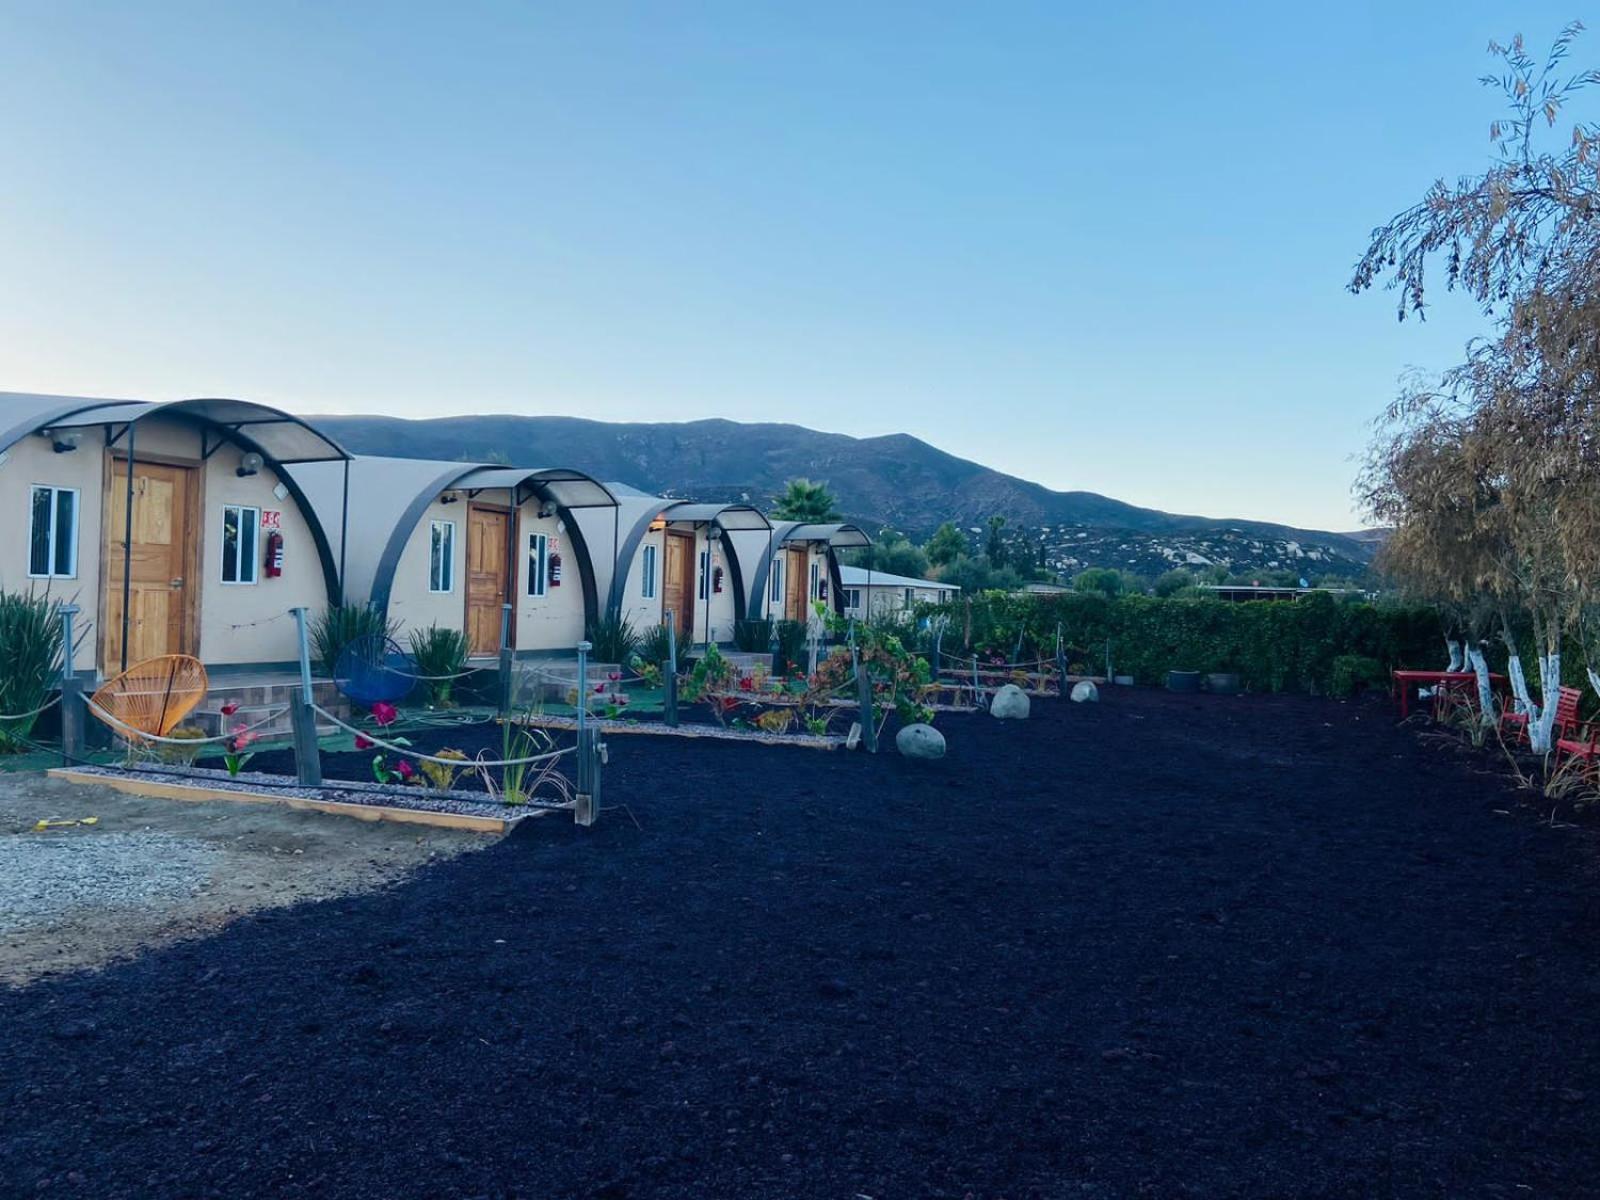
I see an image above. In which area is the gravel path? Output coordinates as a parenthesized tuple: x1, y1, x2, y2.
(0, 831, 222, 933)
(0, 771, 489, 985)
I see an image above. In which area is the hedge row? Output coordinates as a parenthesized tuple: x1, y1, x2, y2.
(918, 591, 1443, 695)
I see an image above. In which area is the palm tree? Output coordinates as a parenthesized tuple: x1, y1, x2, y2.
(771, 478, 841, 523)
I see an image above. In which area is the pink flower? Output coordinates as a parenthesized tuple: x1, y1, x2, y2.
(230, 727, 256, 751)
(595, 683, 606, 694)
(608, 671, 621, 682)
(395, 760, 415, 780)
(354, 733, 375, 751)
(371, 701, 398, 727)
(616, 695, 629, 706)
(220, 700, 240, 717)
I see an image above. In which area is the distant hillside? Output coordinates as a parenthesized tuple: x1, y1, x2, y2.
(311, 413, 1375, 577)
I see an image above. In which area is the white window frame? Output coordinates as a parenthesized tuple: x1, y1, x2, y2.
(527, 532, 549, 598)
(27, 484, 79, 580)
(810, 560, 821, 601)
(641, 543, 657, 599)
(429, 520, 456, 593)
(770, 556, 783, 605)
(844, 587, 861, 611)
(698, 548, 709, 601)
(221, 504, 261, 586)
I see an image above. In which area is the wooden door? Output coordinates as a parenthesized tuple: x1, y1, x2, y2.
(785, 547, 809, 622)
(662, 533, 694, 639)
(465, 506, 511, 655)
(103, 460, 196, 672)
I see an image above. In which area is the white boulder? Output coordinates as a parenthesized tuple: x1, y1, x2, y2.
(1070, 680, 1099, 703)
(990, 684, 1031, 720)
(895, 723, 946, 759)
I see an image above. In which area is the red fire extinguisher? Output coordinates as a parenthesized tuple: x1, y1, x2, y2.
(548, 552, 562, 586)
(713, 565, 724, 594)
(264, 531, 284, 578)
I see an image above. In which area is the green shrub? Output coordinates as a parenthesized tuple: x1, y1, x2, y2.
(407, 624, 469, 707)
(0, 590, 67, 752)
(917, 591, 1438, 695)
(636, 622, 675, 667)
(774, 620, 809, 673)
(311, 603, 398, 677)
(1328, 654, 1387, 698)
(154, 724, 208, 765)
(733, 618, 774, 652)
(586, 613, 639, 664)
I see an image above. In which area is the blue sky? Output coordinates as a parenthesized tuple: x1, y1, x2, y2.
(0, 2, 1582, 530)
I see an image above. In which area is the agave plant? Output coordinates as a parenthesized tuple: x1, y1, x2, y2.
(636, 622, 674, 668)
(407, 623, 469, 707)
(0, 589, 67, 752)
(310, 603, 398, 677)
(585, 613, 639, 664)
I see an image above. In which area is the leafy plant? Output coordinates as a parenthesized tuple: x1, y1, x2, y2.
(0, 589, 67, 753)
(587, 613, 640, 664)
(1329, 654, 1386, 698)
(682, 643, 736, 703)
(770, 477, 840, 523)
(155, 724, 207, 765)
(733, 618, 774, 653)
(222, 726, 258, 777)
(773, 620, 809, 674)
(755, 708, 795, 734)
(477, 718, 574, 807)
(311, 603, 398, 677)
(636, 623, 674, 668)
(407, 624, 469, 707)
(417, 747, 468, 791)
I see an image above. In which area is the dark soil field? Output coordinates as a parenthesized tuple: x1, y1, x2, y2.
(6, 688, 1600, 1199)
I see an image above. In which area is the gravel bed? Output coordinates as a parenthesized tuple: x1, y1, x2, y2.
(64, 764, 565, 822)
(0, 832, 222, 934)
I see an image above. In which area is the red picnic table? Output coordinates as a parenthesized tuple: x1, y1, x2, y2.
(1391, 669, 1510, 719)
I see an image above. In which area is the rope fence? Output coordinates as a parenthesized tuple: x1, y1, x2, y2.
(311, 704, 576, 769)
(85, 699, 291, 746)
(0, 693, 63, 723)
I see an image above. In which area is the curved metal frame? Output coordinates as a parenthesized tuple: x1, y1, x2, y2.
(368, 465, 606, 638)
(606, 501, 761, 626)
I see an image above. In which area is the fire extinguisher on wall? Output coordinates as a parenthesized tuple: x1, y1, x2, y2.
(548, 552, 562, 586)
(713, 565, 724, 594)
(264, 531, 284, 578)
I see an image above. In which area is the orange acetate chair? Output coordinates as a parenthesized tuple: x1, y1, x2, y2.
(90, 655, 209, 740)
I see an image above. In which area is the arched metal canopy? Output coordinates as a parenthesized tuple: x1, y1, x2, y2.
(0, 392, 349, 607)
(3, 395, 350, 463)
(290, 456, 617, 630)
(746, 521, 874, 620)
(605, 498, 771, 620)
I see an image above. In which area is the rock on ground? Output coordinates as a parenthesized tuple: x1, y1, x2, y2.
(1071, 681, 1100, 703)
(895, 723, 946, 759)
(990, 683, 1031, 720)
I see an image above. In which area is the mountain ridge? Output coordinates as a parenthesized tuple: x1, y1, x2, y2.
(308, 412, 1374, 576)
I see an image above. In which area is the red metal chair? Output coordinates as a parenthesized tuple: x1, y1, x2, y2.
(1502, 685, 1582, 747)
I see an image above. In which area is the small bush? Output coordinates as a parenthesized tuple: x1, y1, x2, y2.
(586, 613, 639, 663)
(635, 623, 674, 667)
(1329, 654, 1387, 698)
(733, 618, 774, 652)
(774, 620, 809, 673)
(407, 624, 469, 707)
(0, 590, 66, 753)
(154, 724, 208, 765)
(312, 604, 398, 677)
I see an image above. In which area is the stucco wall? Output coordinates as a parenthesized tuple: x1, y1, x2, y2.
(513, 504, 586, 652)
(0, 415, 332, 673)
(386, 495, 470, 641)
(618, 527, 666, 633)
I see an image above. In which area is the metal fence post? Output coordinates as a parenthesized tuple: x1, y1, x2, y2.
(497, 602, 515, 716)
(852, 640, 877, 753)
(58, 604, 83, 762)
(574, 639, 595, 824)
(1056, 624, 1069, 700)
(289, 606, 323, 786)
(664, 615, 680, 727)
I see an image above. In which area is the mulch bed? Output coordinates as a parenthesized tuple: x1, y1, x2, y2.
(6, 688, 1600, 1198)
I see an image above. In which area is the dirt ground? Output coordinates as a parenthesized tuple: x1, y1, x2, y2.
(5, 689, 1600, 1198)
(0, 771, 489, 986)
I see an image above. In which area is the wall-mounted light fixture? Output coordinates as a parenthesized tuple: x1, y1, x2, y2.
(237, 451, 264, 477)
(439, 491, 460, 504)
(537, 500, 557, 519)
(43, 428, 82, 453)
